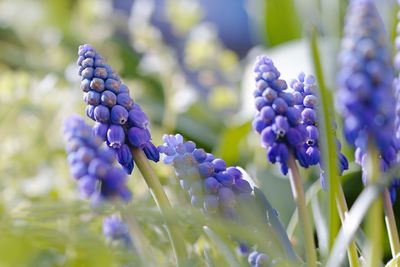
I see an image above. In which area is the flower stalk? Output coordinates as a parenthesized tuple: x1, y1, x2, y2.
(287, 153, 317, 267)
(131, 147, 187, 266)
(365, 146, 382, 267)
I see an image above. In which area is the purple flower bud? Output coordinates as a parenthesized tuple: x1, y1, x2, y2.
(105, 78, 121, 93)
(198, 162, 215, 177)
(306, 146, 320, 165)
(273, 116, 290, 138)
(78, 175, 97, 198)
(93, 122, 108, 141)
(285, 127, 303, 147)
(103, 215, 131, 242)
(128, 127, 150, 148)
(88, 158, 108, 179)
(86, 105, 95, 120)
(215, 171, 234, 187)
(111, 105, 129, 125)
(119, 84, 129, 94)
(261, 126, 276, 146)
(101, 90, 117, 107)
(94, 67, 108, 79)
(286, 107, 301, 125)
(81, 79, 91, 92)
(262, 87, 277, 103)
(272, 97, 288, 114)
(107, 125, 125, 148)
(85, 91, 101, 106)
(193, 148, 207, 162)
(117, 93, 134, 110)
(128, 109, 149, 129)
(71, 162, 87, 179)
(143, 142, 160, 162)
(301, 108, 316, 125)
(90, 78, 105, 92)
(213, 159, 227, 172)
(255, 97, 268, 111)
(303, 94, 317, 108)
(234, 179, 252, 193)
(260, 106, 275, 125)
(204, 177, 221, 193)
(94, 105, 110, 123)
(76, 147, 96, 164)
(252, 117, 268, 134)
(226, 167, 242, 180)
(81, 67, 94, 80)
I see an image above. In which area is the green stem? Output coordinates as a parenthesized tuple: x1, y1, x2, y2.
(336, 185, 359, 267)
(383, 188, 400, 257)
(287, 153, 317, 267)
(366, 146, 382, 267)
(131, 148, 187, 266)
(309, 28, 340, 251)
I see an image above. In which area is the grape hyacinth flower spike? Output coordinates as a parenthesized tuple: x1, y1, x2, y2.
(63, 115, 131, 202)
(158, 134, 298, 263)
(252, 56, 309, 175)
(252, 56, 317, 267)
(335, 0, 400, 264)
(77, 44, 159, 174)
(159, 134, 253, 218)
(290, 72, 348, 188)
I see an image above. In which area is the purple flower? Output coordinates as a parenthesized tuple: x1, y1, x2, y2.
(337, 0, 395, 159)
(252, 56, 308, 175)
(290, 72, 349, 187)
(159, 134, 253, 219)
(102, 215, 132, 247)
(77, 44, 159, 171)
(337, 0, 397, 193)
(63, 115, 131, 202)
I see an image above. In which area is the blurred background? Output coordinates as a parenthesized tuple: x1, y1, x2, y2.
(0, 0, 398, 266)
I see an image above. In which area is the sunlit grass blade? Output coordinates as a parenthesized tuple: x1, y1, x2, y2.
(325, 171, 396, 267)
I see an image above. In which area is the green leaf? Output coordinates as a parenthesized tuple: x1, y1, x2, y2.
(263, 0, 302, 46)
(214, 121, 251, 165)
(203, 226, 241, 267)
(253, 187, 299, 262)
(325, 177, 393, 267)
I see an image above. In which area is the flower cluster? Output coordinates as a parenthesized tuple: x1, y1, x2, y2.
(252, 56, 309, 175)
(158, 134, 253, 219)
(103, 215, 133, 247)
(336, 0, 400, 203)
(337, 0, 396, 178)
(252, 56, 348, 178)
(63, 115, 131, 202)
(290, 72, 348, 186)
(77, 44, 159, 174)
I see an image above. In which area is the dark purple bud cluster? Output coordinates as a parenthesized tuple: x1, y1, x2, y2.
(63, 115, 131, 202)
(77, 44, 159, 174)
(290, 73, 349, 187)
(158, 134, 253, 219)
(337, 0, 396, 186)
(103, 215, 133, 247)
(252, 56, 309, 175)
